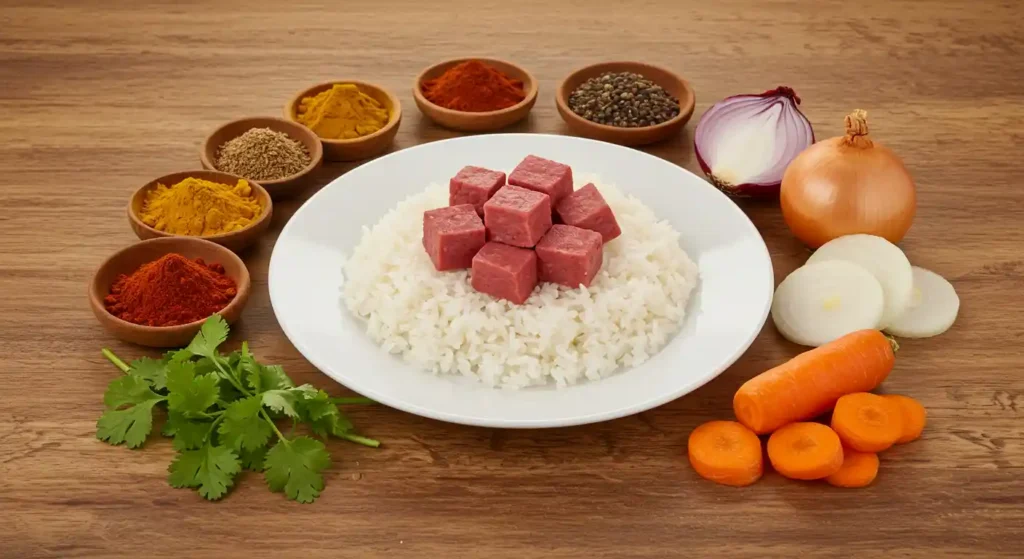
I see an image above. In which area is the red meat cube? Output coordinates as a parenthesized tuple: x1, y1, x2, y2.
(449, 166, 506, 216)
(422, 204, 486, 271)
(483, 185, 552, 248)
(507, 155, 573, 205)
(471, 242, 538, 305)
(555, 183, 621, 243)
(535, 224, 603, 288)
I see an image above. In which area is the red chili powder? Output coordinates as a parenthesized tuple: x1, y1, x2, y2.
(422, 60, 526, 112)
(104, 253, 237, 327)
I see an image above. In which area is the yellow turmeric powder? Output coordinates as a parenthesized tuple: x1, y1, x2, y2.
(140, 177, 263, 236)
(296, 84, 389, 139)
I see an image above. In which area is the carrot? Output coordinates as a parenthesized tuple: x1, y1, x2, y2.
(826, 449, 880, 488)
(687, 421, 763, 487)
(883, 394, 927, 443)
(831, 392, 903, 452)
(766, 422, 844, 480)
(734, 329, 896, 434)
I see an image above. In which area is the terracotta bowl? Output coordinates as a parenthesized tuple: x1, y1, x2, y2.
(128, 169, 273, 253)
(413, 57, 538, 132)
(556, 61, 696, 147)
(284, 80, 402, 162)
(199, 116, 323, 198)
(89, 237, 251, 348)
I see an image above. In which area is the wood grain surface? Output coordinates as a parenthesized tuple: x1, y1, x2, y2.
(2, 1, 1022, 557)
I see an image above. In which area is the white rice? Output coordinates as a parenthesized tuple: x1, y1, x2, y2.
(341, 175, 699, 389)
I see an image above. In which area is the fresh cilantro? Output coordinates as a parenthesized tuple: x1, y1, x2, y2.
(127, 357, 168, 390)
(185, 314, 229, 358)
(163, 412, 213, 451)
(97, 400, 162, 448)
(103, 375, 162, 410)
(168, 443, 241, 501)
(97, 315, 380, 503)
(264, 437, 331, 504)
(218, 396, 272, 452)
(165, 360, 220, 415)
(297, 389, 355, 439)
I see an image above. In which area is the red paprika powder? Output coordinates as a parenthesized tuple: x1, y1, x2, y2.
(422, 60, 526, 112)
(105, 253, 237, 327)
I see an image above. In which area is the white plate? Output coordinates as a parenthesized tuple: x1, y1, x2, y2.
(269, 134, 773, 428)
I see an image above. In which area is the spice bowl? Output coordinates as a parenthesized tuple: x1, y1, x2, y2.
(128, 169, 273, 253)
(413, 57, 538, 132)
(89, 237, 251, 348)
(556, 61, 696, 147)
(199, 116, 323, 198)
(285, 80, 402, 162)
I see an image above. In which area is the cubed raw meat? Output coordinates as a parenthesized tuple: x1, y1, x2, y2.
(507, 155, 573, 205)
(449, 166, 506, 216)
(471, 242, 538, 305)
(535, 224, 603, 288)
(422, 204, 486, 271)
(555, 183, 621, 243)
(483, 185, 552, 248)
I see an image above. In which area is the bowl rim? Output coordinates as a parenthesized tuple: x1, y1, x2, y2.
(413, 57, 539, 118)
(127, 169, 273, 242)
(284, 80, 403, 145)
(89, 236, 251, 333)
(199, 115, 324, 187)
(555, 60, 696, 134)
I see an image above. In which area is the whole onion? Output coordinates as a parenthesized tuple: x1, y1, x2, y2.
(780, 109, 916, 248)
(694, 87, 814, 197)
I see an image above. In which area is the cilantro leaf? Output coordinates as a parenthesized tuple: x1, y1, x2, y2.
(297, 389, 354, 438)
(261, 390, 299, 418)
(186, 315, 229, 359)
(264, 437, 331, 503)
(239, 446, 268, 471)
(240, 347, 294, 394)
(162, 412, 212, 450)
(168, 443, 241, 501)
(103, 375, 164, 410)
(97, 399, 161, 448)
(217, 396, 272, 452)
(127, 357, 168, 391)
(166, 360, 220, 415)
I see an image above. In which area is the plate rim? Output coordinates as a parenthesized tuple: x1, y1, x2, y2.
(269, 133, 774, 428)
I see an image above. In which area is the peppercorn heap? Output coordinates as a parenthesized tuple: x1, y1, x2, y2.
(215, 127, 311, 182)
(296, 83, 389, 140)
(104, 253, 237, 327)
(568, 71, 680, 128)
(421, 60, 526, 113)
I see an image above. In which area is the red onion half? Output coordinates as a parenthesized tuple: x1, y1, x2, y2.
(694, 87, 814, 197)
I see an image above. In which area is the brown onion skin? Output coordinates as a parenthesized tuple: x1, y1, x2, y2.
(780, 137, 916, 248)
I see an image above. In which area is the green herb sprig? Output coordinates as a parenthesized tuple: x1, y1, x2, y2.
(97, 315, 378, 503)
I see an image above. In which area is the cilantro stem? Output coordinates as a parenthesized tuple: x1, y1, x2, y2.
(209, 354, 251, 397)
(102, 348, 131, 375)
(337, 433, 381, 448)
(330, 397, 377, 406)
(261, 409, 289, 443)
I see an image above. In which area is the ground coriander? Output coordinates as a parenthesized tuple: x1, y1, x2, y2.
(215, 127, 311, 182)
(567, 71, 680, 128)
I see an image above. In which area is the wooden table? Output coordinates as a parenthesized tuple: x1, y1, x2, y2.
(2, 1, 1021, 557)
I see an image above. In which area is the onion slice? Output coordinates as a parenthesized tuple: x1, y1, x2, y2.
(885, 266, 959, 338)
(694, 87, 814, 197)
(806, 234, 913, 328)
(772, 260, 885, 347)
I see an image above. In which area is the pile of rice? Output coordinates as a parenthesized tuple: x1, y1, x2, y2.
(342, 176, 699, 389)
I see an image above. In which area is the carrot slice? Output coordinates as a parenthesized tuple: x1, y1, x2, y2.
(734, 330, 896, 434)
(766, 422, 844, 480)
(826, 449, 879, 488)
(687, 421, 763, 487)
(831, 392, 903, 452)
(883, 394, 927, 443)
